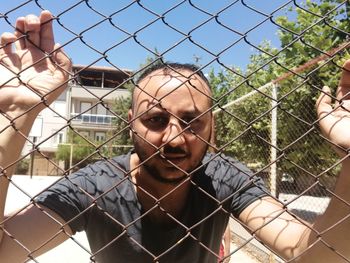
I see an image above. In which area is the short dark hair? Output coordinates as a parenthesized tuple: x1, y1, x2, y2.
(136, 61, 211, 89)
(131, 61, 212, 111)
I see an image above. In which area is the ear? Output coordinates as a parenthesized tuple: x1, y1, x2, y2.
(128, 109, 133, 139)
(128, 109, 133, 121)
(209, 113, 216, 153)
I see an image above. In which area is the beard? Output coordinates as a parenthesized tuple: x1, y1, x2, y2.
(132, 134, 209, 185)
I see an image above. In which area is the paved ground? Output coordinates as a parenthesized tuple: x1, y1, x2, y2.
(5, 176, 91, 263)
(229, 243, 261, 263)
(5, 175, 261, 263)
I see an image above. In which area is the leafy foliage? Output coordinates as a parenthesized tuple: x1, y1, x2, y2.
(108, 82, 133, 156)
(56, 129, 96, 170)
(210, 0, 350, 195)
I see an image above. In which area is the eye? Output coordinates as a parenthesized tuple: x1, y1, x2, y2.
(181, 117, 193, 124)
(181, 116, 201, 129)
(143, 115, 169, 130)
(149, 116, 167, 124)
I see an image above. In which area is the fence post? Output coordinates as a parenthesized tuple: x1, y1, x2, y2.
(269, 84, 278, 198)
(29, 136, 37, 178)
(269, 84, 278, 263)
(69, 143, 73, 174)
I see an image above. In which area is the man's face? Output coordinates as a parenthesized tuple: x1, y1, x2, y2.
(129, 68, 212, 184)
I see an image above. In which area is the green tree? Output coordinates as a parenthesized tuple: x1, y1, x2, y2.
(210, 0, 350, 195)
(274, 0, 350, 191)
(56, 129, 96, 170)
(108, 82, 133, 156)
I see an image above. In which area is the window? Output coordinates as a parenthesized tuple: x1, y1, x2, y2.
(95, 132, 106, 142)
(96, 103, 107, 115)
(52, 131, 64, 145)
(79, 131, 90, 139)
(80, 102, 92, 114)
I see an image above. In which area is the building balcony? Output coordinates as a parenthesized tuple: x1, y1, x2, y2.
(70, 85, 130, 101)
(71, 113, 116, 125)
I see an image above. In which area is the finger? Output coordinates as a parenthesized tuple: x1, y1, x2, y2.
(317, 86, 333, 117)
(337, 59, 350, 101)
(14, 16, 25, 50)
(316, 86, 337, 134)
(0, 33, 18, 85)
(53, 43, 72, 73)
(0, 32, 16, 55)
(39, 10, 55, 52)
(24, 14, 41, 48)
(46, 43, 72, 102)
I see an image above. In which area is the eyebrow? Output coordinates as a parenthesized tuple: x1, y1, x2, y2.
(180, 109, 202, 116)
(145, 104, 203, 117)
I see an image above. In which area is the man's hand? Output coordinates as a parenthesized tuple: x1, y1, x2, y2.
(0, 11, 72, 255)
(317, 59, 350, 157)
(0, 10, 71, 119)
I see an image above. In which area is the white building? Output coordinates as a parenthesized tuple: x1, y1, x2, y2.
(23, 65, 131, 176)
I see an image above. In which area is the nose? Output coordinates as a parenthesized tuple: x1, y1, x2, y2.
(162, 119, 185, 147)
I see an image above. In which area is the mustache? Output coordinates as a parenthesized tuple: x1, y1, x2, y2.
(161, 145, 187, 155)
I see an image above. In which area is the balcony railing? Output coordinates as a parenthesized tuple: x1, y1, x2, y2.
(71, 113, 116, 125)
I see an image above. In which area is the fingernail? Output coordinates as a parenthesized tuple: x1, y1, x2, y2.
(323, 86, 330, 92)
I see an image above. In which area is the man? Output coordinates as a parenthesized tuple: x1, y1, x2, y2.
(0, 10, 350, 263)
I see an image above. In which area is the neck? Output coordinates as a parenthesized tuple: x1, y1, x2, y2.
(130, 153, 191, 223)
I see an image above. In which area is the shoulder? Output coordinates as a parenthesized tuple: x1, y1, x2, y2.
(191, 152, 253, 194)
(194, 152, 267, 198)
(201, 152, 252, 180)
(56, 152, 131, 194)
(73, 152, 130, 179)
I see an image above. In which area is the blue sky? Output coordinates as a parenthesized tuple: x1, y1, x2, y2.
(0, 0, 297, 73)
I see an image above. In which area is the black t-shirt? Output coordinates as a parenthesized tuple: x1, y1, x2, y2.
(36, 151, 268, 262)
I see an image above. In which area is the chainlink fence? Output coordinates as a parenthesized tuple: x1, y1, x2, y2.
(1, 0, 350, 262)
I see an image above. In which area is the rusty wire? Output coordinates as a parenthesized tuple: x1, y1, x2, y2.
(0, 0, 350, 262)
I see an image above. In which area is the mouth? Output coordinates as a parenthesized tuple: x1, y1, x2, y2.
(162, 153, 187, 158)
(159, 153, 188, 166)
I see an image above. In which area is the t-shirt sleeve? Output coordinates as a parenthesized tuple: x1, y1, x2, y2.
(205, 154, 269, 218)
(229, 169, 269, 218)
(35, 168, 93, 234)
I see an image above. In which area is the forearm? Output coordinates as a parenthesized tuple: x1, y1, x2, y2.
(297, 158, 350, 262)
(0, 112, 36, 241)
(0, 109, 37, 163)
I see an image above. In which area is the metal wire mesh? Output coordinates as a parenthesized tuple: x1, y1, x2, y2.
(0, 0, 350, 262)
